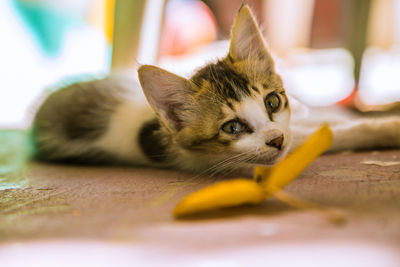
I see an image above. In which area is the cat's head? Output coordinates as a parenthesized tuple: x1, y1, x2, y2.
(138, 5, 291, 171)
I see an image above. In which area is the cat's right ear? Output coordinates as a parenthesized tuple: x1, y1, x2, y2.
(229, 4, 274, 72)
(138, 65, 192, 132)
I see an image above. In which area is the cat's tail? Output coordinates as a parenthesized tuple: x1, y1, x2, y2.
(30, 123, 120, 165)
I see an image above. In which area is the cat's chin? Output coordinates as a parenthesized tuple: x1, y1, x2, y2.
(250, 149, 288, 165)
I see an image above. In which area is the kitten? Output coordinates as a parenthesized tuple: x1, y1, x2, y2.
(32, 5, 400, 175)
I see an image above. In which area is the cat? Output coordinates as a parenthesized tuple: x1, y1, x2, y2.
(32, 4, 400, 175)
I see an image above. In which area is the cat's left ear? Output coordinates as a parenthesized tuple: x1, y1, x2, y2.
(138, 65, 193, 132)
(229, 4, 274, 71)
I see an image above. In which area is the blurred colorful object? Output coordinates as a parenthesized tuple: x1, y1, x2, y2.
(86, 0, 115, 44)
(0, 0, 108, 127)
(104, 0, 115, 43)
(160, 0, 217, 57)
(11, 0, 83, 57)
(0, 130, 30, 179)
(279, 48, 355, 106)
(358, 47, 400, 110)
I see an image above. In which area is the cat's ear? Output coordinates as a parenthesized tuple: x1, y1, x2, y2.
(229, 4, 274, 70)
(138, 65, 192, 132)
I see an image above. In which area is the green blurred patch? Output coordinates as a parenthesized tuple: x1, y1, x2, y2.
(0, 130, 31, 190)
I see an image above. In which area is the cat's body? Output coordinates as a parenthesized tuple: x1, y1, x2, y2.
(33, 73, 217, 172)
(32, 5, 400, 175)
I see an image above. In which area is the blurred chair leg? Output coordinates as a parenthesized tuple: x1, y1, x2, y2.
(136, 0, 166, 64)
(356, 0, 400, 111)
(263, 0, 315, 57)
(111, 0, 147, 69)
(368, 0, 395, 48)
(347, 0, 372, 84)
(110, 0, 166, 69)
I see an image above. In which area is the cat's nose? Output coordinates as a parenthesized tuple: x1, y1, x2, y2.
(266, 134, 284, 150)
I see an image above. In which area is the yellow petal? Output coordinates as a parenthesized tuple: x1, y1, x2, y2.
(253, 165, 271, 182)
(173, 125, 333, 218)
(260, 125, 333, 193)
(173, 179, 265, 218)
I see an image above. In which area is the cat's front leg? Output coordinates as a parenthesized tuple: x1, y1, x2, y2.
(290, 116, 400, 152)
(330, 117, 400, 151)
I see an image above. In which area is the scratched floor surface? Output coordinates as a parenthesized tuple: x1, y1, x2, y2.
(1, 130, 400, 266)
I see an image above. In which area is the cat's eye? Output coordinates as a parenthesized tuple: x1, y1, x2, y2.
(221, 120, 248, 134)
(264, 92, 281, 113)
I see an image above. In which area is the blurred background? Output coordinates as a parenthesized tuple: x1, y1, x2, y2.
(1, 0, 400, 128)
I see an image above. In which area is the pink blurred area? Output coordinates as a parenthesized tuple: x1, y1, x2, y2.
(159, 0, 217, 57)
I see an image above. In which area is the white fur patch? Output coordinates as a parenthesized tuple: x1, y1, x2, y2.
(94, 100, 155, 164)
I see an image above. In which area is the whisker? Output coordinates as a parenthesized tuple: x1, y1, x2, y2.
(192, 151, 253, 178)
(213, 153, 257, 176)
(205, 151, 255, 177)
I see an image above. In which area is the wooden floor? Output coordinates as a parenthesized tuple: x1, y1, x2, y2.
(1, 131, 400, 266)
